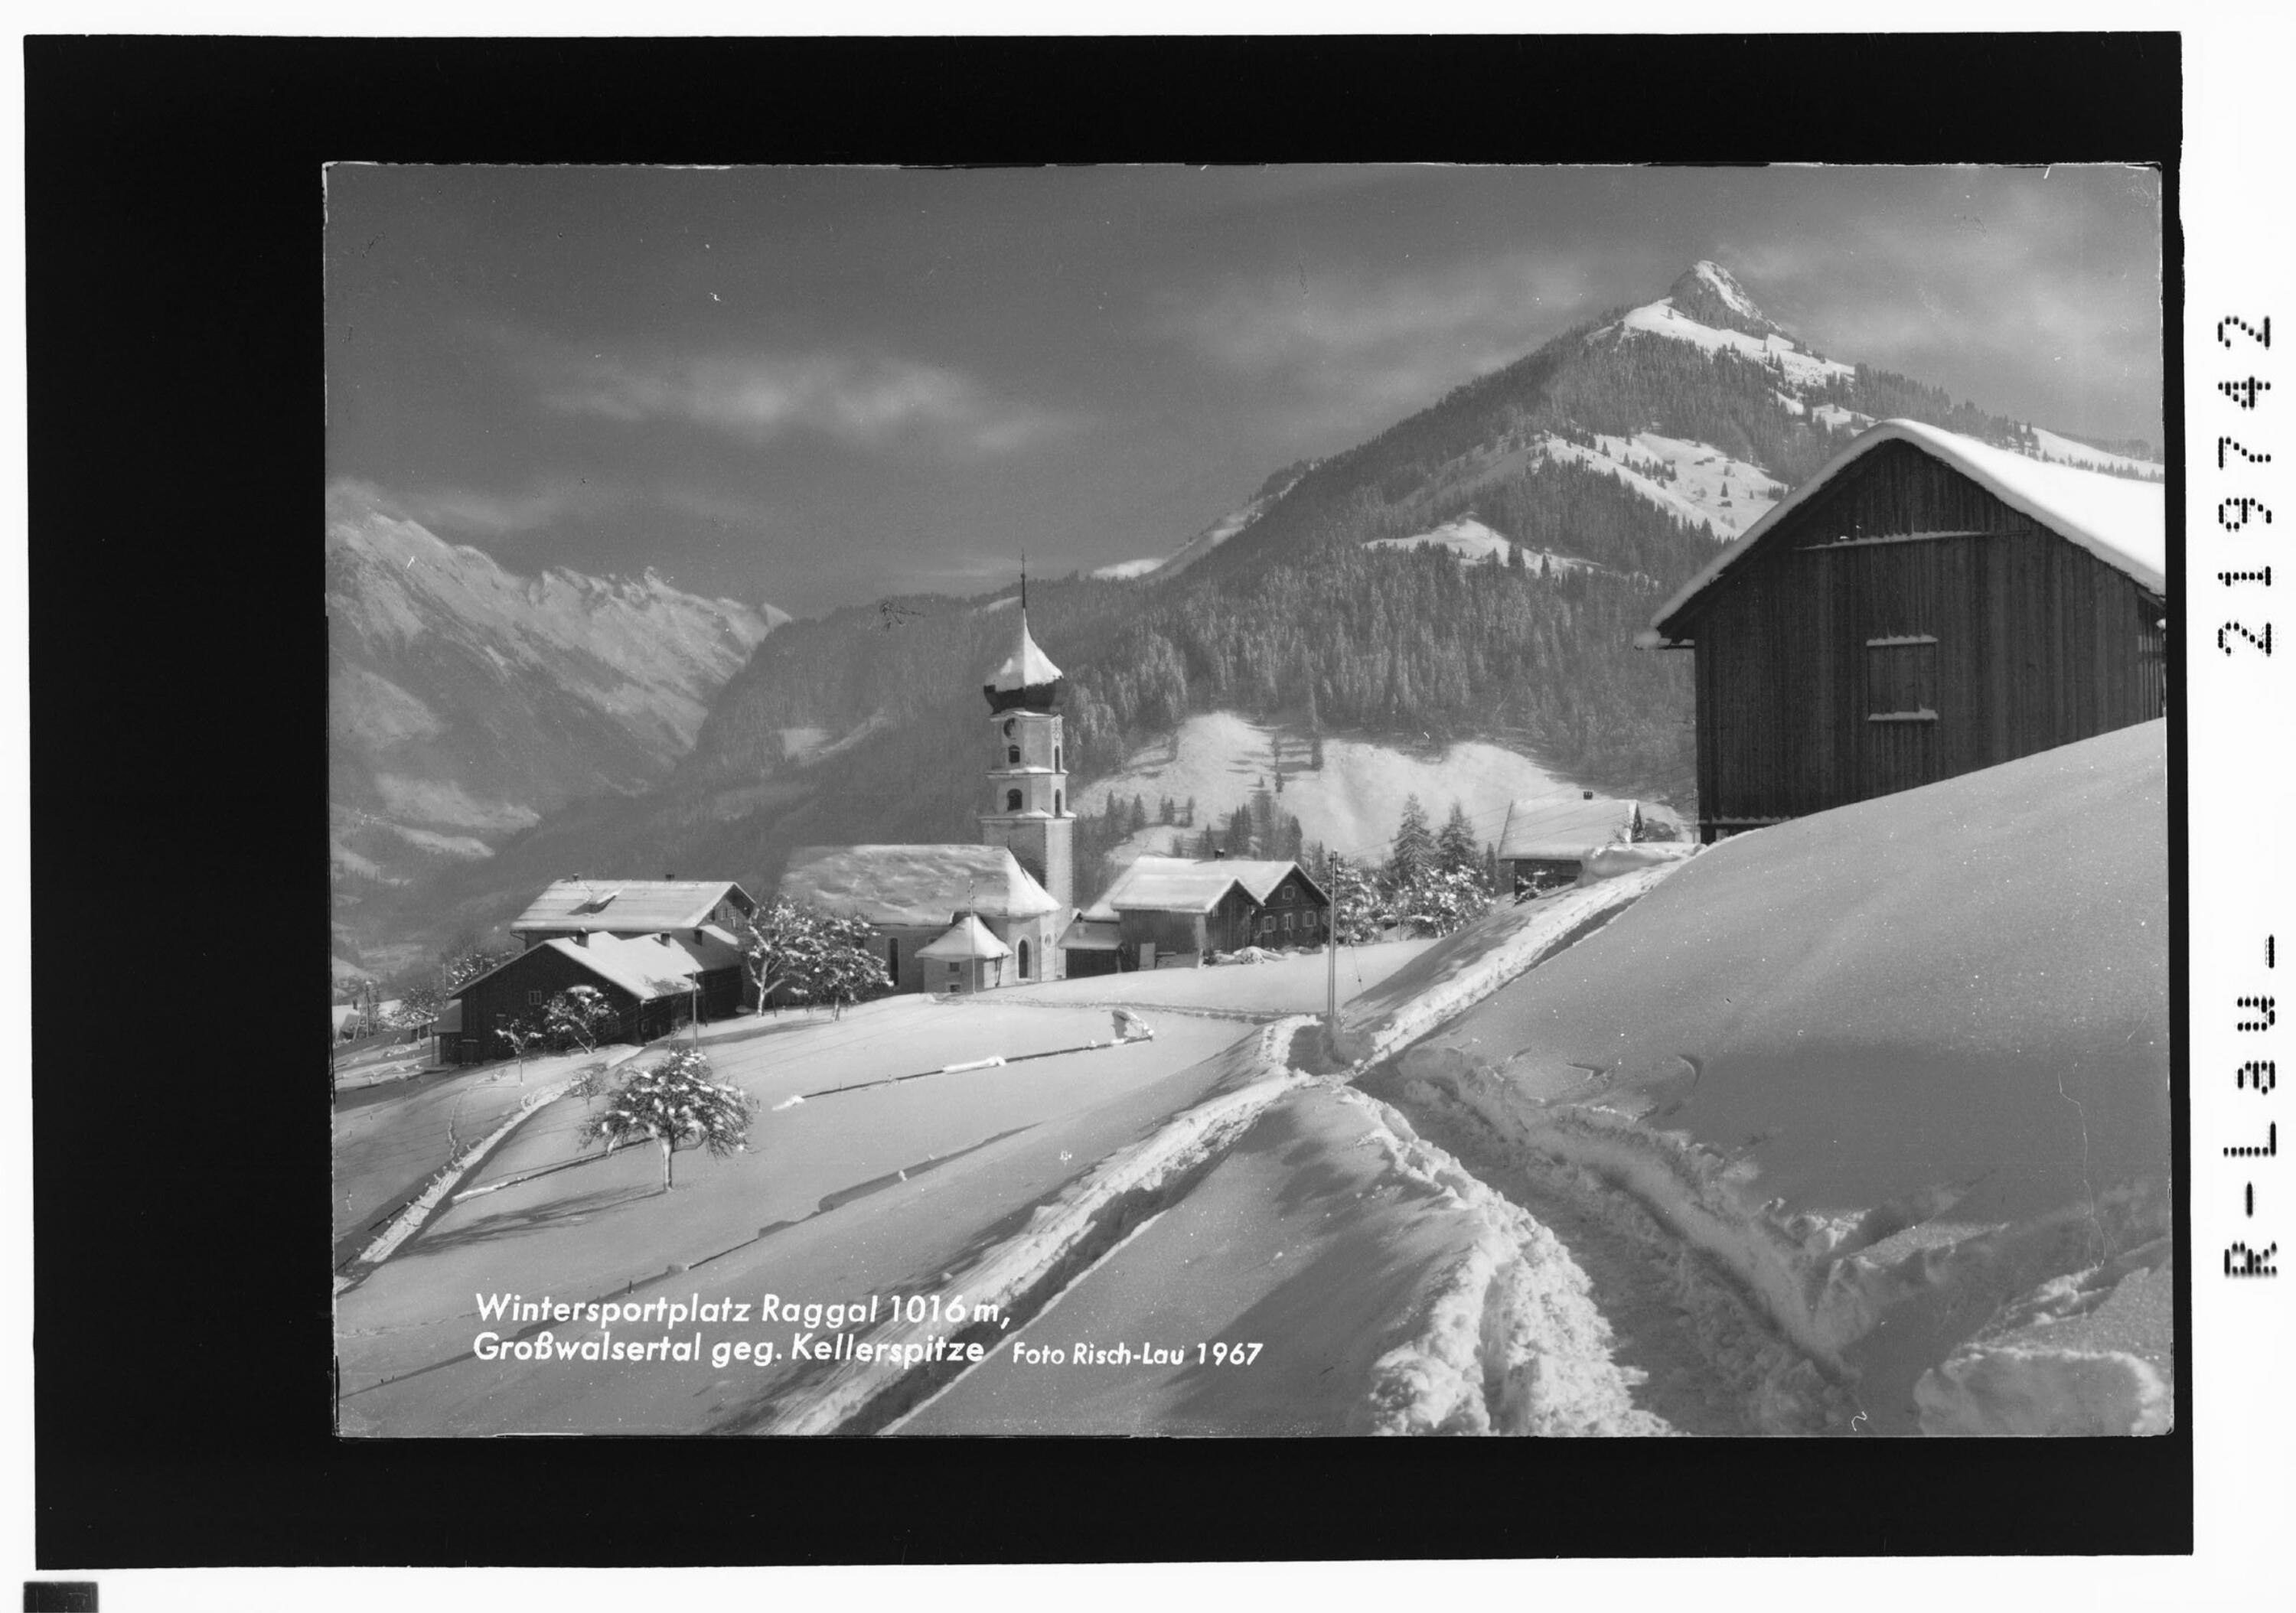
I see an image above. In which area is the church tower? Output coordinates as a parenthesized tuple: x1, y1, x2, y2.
(979, 591, 1073, 912)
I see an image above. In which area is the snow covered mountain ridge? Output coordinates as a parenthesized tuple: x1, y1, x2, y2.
(329, 481, 783, 976)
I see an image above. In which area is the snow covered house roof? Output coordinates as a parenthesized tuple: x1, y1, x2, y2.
(1218, 859, 1329, 906)
(1088, 855, 1242, 915)
(448, 933, 700, 1005)
(1083, 855, 1326, 919)
(663, 923, 744, 973)
(915, 913, 1012, 961)
(511, 878, 755, 936)
(780, 844, 1060, 927)
(1639, 419, 2167, 648)
(1058, 914, 1124, 951)
(1498, 797, 1636, 862)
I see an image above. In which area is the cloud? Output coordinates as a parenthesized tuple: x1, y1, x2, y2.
(537, 350, 1073, 456)
(1156, 248, 1616, 445)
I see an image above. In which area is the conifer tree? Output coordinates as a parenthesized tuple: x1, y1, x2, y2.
(1437, 800, 1480, 875)
(1388, 795, 1435, 888)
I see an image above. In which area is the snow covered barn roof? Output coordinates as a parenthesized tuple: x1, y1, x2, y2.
(780, 844, 1060, 927)
(1639, 419, 2167, 648)
(1498, 797, 1635, 862)
(511, 878, 755, 935)
(916, 913, 1013, 961)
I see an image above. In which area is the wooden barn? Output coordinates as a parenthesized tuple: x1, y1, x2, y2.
(443, 933, 705, 1066)
(1639, 420, 2167, 841)
(1496, 794, 1639, 894)
(1062, 856, 1329, 973)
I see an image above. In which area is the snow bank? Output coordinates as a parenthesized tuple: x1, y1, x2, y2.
(1387, 722, 2171, 1434)
(1578, 842, 1698, 882)
(1332, 864, 1682, 1067)
(752, 1019, 1315, 1434)
(1349, 1091, 1674, 1436)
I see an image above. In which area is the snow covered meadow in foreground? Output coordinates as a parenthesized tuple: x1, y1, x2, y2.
(337, 724, 2166, 1438)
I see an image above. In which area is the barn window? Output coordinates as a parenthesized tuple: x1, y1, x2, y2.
(527, 989, 543, 1005)
(1261, 915, 1276, 935)
(1865, 636, 1939, 722)
(1284, 912, 1296, 933)
(1005, 788, 1022, 811)
(948, 961, 961, 976)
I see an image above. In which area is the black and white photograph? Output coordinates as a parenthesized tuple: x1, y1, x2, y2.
(325, 161, 2172, 1440)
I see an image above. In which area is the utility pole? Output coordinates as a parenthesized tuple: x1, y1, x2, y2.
(1326, 848, 1340, 1034)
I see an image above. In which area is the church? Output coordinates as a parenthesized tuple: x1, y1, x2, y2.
(778, 603, 1075, 995)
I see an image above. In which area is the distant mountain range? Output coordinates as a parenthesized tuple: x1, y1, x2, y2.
(328, 482, 781, 979)
(334, 262, 2160, 981)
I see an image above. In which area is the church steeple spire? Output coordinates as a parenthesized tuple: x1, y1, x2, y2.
(983, 573, 1066, 713)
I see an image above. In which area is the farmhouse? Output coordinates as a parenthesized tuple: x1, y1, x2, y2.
(778, 843, 1062, 994)
(510, 878, 756, 947)
(1496, 795, 1639, 894)
(442, 932, 711, 1066)
(1062, 855, 1329, 973)
(1639, 419, 2166, 840)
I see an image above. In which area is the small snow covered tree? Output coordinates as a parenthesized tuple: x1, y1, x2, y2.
(1394, 862, 1493, 939)
(577, 1047, 756, 1191)
(543, 984, 621, 1054)
(804, 908, 891, 1018)
(496, 1015, 548, 1082)
(1326, 859, 1385, 945)
(741, 898, 889, 1015)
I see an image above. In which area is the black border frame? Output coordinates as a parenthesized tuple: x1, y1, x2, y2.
(27, 31, 2187, 1567)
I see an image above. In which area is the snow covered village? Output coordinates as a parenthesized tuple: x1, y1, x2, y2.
(330, 167, 2170, 1438)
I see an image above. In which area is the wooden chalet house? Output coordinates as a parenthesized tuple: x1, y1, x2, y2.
(1638, 420, 2166, 842)
(1062, 856, 1330, 974)
(443, 932, 719, 1067)
(510, 878, 756, 948)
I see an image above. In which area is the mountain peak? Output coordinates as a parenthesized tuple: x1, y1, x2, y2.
(1665, 260, 1776, 337)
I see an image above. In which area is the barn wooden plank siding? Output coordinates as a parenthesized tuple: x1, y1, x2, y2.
(1653, 430, 2166, 840)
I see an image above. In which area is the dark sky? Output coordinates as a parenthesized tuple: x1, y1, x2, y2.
(326, 164, 2162, 617)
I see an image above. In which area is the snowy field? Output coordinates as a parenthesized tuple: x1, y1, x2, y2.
(1374, 721, 2171, 1435)
(1071, 709, 1623, 869)
(338, 725, 2166, 1438)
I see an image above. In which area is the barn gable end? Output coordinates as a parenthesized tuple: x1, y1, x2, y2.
(1647, 426, 2167, 839)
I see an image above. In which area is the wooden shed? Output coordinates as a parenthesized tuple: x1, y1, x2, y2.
(1639, 420, 2167, 841)
(1496, 795, 1638, 894)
